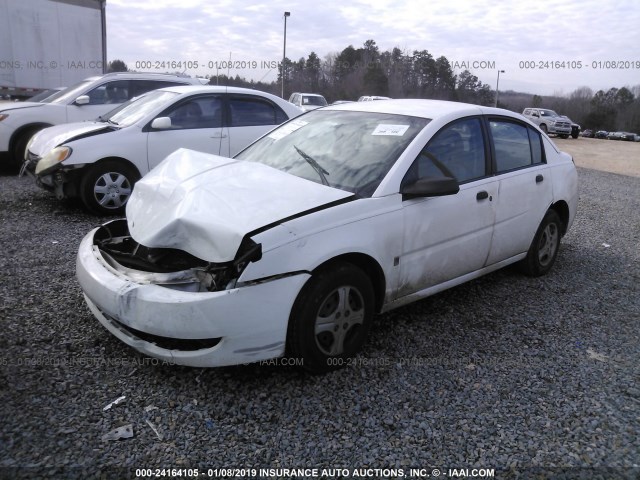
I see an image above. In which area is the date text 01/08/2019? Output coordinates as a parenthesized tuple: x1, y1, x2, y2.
(133, 60, 279, 70)
(518, 60, 640, 69)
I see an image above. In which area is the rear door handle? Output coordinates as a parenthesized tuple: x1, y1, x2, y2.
(536, 174, 544, 183)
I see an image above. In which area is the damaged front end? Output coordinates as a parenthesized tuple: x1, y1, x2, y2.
(94, 219, 262, 293)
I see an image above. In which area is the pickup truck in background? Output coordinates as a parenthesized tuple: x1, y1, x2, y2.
(522, 108, 572, 138)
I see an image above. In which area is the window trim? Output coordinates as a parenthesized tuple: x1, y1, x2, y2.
(401, 115, 492, 189)
(484, 115, 547, 175)
(144, 93, 291, 132)
(527, 125, 547, 165)
(226, 94, 289, 128)
(84, 79, 132, 106)
(144, 93, 224, 132)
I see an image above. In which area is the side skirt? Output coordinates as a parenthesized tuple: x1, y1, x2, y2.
(381, 253, 527, 313)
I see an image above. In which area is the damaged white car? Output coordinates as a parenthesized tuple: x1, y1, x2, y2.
(77, 100, 578, 373)
(23, 86, 301, 214)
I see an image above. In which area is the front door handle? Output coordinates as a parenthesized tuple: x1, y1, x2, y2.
(536, 174, 544, 183)
(476, 191, 489, 201)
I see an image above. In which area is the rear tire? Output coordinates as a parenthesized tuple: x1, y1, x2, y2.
(519, 210, 562, 277)
(80, 160, 140, 215)
(287, 263, 374, 373)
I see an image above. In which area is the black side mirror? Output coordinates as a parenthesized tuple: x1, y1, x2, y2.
(401, 177, 460, 199)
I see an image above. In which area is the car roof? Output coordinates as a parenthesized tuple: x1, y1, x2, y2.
(158, 85, 282, 97)
(323, 99, 515, 120)
(83, 72, 193, 79)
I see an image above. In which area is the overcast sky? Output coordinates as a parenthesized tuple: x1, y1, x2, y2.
(106, 0, 640, 97)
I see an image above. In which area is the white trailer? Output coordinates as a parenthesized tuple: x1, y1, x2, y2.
(0, 0, 106, 99)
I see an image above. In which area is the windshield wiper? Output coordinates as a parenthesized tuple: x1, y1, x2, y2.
(294, 145, 329, 186)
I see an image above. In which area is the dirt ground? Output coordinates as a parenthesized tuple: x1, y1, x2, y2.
(553, 137, 640, 177)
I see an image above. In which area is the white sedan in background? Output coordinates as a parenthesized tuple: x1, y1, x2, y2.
(77, 100, 578, 372)
(23, 86, 302, 214)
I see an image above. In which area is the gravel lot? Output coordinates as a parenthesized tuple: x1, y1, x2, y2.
(554, 137, 640, 178)
(0, 163, 638, 480)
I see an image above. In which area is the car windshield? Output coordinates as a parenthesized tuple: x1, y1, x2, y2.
(303, 96, 327, 106)
(28, 89, 62, 103)
(48, 79, 97, 105)
(235, 110, 430, 197)
(101, 90, 179, 127)
(540, 109, 559, 117)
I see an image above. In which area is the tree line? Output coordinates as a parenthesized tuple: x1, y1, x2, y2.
(106, 40, 492, 106)
(108, 40, 640, 132)
(200, 40, 494, 106)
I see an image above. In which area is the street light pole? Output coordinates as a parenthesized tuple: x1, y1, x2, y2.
(495, 70, 505, 107)
(282, 11, 290, 99)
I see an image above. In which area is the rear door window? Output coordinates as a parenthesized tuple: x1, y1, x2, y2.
(228, 96, 288, 126)
(490, 120, 540, 172)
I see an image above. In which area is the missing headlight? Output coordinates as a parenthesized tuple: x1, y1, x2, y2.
(93, 219, 262, 292)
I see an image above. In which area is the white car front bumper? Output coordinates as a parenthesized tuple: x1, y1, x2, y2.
(76, 227, 310, 367)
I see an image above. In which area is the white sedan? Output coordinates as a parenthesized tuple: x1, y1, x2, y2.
(23, 86, 302, 214)
(76, 100, 578, 373)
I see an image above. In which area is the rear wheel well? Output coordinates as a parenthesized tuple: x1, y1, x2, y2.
(549, 200, 570, 236)
(312, 253, 386, 313)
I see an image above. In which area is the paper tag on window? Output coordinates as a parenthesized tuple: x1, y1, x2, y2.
(268, 119, 309, 141)
(372, 124, 409, 136)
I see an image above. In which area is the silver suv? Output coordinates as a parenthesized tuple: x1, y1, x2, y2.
(522, 108, 572, 138)
(0, 72, 206, 165)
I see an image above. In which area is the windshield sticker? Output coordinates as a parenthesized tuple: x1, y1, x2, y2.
(268, 119, 309, 141)
(372, 124, 410, 136)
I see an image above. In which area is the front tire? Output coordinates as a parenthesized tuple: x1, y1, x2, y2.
(519, 210, 562, 277)
(13, 128, 42, 166)
(80, 160, 140, 215)
(540, 124, 548, 134)
(287, 263, 374, 373)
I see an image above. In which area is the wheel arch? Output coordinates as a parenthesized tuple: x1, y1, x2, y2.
(9, 123, 52, 151)
(311, 252, 386, 313)
(90, 156, 142, 178)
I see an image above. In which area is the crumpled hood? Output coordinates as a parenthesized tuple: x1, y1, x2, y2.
(126, 148, 353, 263)
(29, 122, 113, 156)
